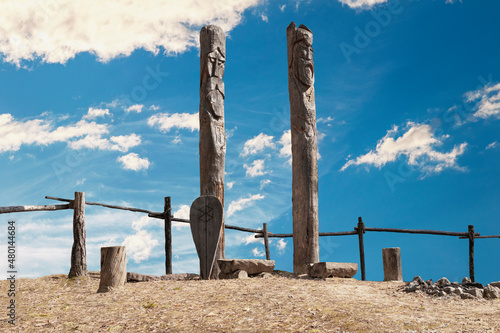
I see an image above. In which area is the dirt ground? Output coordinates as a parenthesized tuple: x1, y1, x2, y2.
(1, 272, 499, 332)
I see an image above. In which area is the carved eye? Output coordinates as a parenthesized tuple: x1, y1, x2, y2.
(209, 57, 216, 64)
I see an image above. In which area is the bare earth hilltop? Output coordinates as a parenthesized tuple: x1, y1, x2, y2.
(1, 272, 499, 332)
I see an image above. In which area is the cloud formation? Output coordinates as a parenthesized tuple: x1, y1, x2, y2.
(240, 133, 275, 157)
(0, 114, 108, 152)
(227, 194, 265, 218)
(338, 0, 388, 9)
(83, 107, 111, 120)
(117, 153, 150, 171)
(148, 112, 199, 132)
(278, 130, 292, 164)
(0, 0, 263, 66)
(341, 122, 467, 175)
(244, 159, 267, 177)
(465, 83, 500, 119)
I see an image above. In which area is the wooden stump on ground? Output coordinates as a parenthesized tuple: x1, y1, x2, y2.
(382, 247, 403, 281)
(97, 246, 127, 293)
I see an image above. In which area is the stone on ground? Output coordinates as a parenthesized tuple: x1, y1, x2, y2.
(308, 262, 358, 278)
(218, 259, 275, 275)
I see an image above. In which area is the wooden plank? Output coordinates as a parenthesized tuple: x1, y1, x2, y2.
(0, 204, 71, 214)
(190, 195, 223, 280)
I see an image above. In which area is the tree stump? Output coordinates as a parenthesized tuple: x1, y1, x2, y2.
(68, 191, 87, 278)
(382, 247, 403, 281)
(97, 246, 127, 293)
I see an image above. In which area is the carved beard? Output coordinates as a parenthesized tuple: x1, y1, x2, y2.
(294, 57, 314, 87)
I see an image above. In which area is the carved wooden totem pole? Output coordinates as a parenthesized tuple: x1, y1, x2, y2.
(199, 25, 226, 278)
(286, 22, 319, 274)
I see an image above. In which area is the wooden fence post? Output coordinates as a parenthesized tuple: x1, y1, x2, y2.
(468, 224, 475, 282)
(69, 191, 86, 278)
(357, 217, 366, 281)
(165, 197, 172, 275)
(263, 223, 270, 260)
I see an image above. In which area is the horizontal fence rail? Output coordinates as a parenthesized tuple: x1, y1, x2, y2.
(0, 193, 497, 283)
(0, 204, 71, 214)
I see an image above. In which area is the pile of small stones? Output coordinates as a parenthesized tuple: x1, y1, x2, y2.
(404, 276, 500, 299)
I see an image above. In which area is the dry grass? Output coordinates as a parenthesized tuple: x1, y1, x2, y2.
(1, 271, 499, 332)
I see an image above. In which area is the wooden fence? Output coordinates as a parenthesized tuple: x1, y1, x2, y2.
(2, 192, 499, 282)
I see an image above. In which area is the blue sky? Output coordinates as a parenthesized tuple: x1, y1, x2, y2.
(0, 0, 499, 284)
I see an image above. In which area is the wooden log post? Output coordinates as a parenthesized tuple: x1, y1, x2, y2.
(382, 247, 403, 281)
(199, 25, 226, 279)
(468, 225, 475, 282)
(357, 217, 366, 281)
(68, 191, 87, 278)
(287, 22, 320, 274)
(97, 246, 127, 293)
(263, 223, 270, 260)
(190, 196, 224, 279)
(164, 197, 172, 275)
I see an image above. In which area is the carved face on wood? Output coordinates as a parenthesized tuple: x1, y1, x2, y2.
(293, 37, 314, 87)
(205, 48, 225, 79)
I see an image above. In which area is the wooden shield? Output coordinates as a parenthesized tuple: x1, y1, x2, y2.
(190, 195, 223, 279)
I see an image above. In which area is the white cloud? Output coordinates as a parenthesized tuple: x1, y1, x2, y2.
(278, 130, 292, 165)
(279, 4, 286, 11)
(76, 178, 86, 186)
(260, 179, 271, 189)
(252, 247, 265, 257)
(244, 159, 267, 177)
(338, 0, 388, 9)
(276, 239, 287, 252)
(317, 116, 334, 124)
(122, 229, 159, 263)
(0, 0, 263, 66)
(240, 133, 275, 157)
(69, 133, 141, 152)
(465, 82, 500, 119)
(149, 105, 160, 111)
(227, 193, 265, 218)
(341, 122, 468, 175)
(227, 181, 235, 190)
(125, 104, 144, 113)
(148, 112, 199, 132)
(117, 153, 150, 171)
(173, 205, 190, 220)
(172, 135, 182, 144)
(261, 14, 268, 22)
(0, 114, 108, 152)
(243, 233, 263, 245)
(486, 142, 498, 150)
(83, 107, 110, 120)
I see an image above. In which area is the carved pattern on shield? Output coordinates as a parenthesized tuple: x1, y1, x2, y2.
(190, 196, 223, 279)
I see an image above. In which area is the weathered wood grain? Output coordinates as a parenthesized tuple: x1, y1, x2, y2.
(199, 25, 226, 279)
(287, 22, 319, 274)
(69, 192, 87, 278)
(190, 195, 223, 280)
(97, 246, 127, 293)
